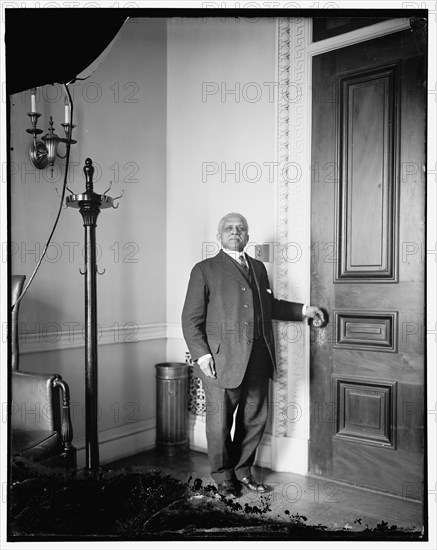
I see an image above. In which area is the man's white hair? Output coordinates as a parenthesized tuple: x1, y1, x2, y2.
(217, 213, 249, 234)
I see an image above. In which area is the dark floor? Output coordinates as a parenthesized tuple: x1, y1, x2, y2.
(106, 448, 425, 533)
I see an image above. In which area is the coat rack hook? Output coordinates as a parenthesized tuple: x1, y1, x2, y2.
(102, 181, 113, 196)
(112, 189, 124, 209)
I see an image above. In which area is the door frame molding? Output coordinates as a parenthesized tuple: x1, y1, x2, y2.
(271, 16, 411, 474)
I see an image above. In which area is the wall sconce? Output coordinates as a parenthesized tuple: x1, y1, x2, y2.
(26, 88, 76, 176)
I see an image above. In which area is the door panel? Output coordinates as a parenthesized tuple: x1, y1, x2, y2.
(338, 65, 398, 280)
(310, 30, 426, 499)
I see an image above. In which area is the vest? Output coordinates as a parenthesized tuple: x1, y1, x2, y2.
(234, 258, 263, 339)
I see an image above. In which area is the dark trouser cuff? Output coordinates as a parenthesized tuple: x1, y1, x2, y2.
(235, 468, 251, 481)
(212, 470, 235, 483)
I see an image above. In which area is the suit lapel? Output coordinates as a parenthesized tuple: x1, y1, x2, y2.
(246, 255, 263, 299)
(214, 250, 249, 285)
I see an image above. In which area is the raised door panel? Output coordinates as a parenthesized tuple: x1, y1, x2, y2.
(336, 66, 399, 282)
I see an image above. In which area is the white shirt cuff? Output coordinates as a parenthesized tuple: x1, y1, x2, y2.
(302, 304, 307, 317)
(197, 353, 212, 364)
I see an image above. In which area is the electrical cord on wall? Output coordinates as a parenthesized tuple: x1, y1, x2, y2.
(11, 82, 74, 312)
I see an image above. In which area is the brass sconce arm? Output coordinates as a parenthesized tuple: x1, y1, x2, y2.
(26, 89, 76, 176)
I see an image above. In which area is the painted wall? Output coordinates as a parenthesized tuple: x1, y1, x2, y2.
(10, 18, 168, 460)
(166, 17, 278, 361)
(9, 16, 279, 464)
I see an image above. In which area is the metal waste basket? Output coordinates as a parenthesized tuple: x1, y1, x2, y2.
(155, 362, 189, 455)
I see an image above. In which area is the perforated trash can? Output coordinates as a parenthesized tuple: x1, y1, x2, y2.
(155, 362, 189, 455)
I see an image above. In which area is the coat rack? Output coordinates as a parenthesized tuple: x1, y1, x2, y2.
(66, 158, 122, 473)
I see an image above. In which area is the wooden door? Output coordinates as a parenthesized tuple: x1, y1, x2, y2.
(310, 29, 426, 499)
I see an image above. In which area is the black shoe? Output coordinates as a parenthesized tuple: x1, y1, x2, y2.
(217, 480, 240, 498)
(239, 474, 269, 493)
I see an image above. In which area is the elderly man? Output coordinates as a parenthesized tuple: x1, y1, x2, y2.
(182, 212, 325, 498)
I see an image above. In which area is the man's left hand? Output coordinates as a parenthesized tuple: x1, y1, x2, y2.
(306, 306, 327, 327)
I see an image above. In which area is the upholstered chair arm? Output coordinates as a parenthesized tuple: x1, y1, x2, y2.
(52, 376, 74, 455)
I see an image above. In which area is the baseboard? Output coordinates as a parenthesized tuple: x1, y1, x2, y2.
(73, 417, 304, 474)
(75, 417, 156, 468)
(188, 413, 208, 453)
(271, 435, 309, 474)
(188, 414, 273, 470)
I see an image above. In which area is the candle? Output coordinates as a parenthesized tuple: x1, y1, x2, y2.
(64, 96, 70, 124)
(30, 88, 37, 112)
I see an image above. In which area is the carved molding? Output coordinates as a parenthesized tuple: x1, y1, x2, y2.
(274, 18, 310, 439)
(274, 17, 292, 438)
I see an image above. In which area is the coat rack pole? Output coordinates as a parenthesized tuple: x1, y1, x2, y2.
(82, 209, 100, 473)
(66, 158, 119, 474)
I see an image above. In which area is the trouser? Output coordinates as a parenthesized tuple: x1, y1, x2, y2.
(202, 340, 271, 483)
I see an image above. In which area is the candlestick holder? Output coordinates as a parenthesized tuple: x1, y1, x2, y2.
(26, 112, 76, 175)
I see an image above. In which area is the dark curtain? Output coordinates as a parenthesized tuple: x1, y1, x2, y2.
(5, 9, 132, 95)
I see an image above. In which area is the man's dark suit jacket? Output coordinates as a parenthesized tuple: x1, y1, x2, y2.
(182, 250, 304, 389)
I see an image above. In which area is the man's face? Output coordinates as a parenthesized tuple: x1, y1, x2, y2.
(217, 215, 249, 252)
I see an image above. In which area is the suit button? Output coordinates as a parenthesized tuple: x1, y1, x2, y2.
(242, 287, 246, 291)
(243, 304, 249, 308)
(247, 340, 252, 344)
(244, 322, 249, 325)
